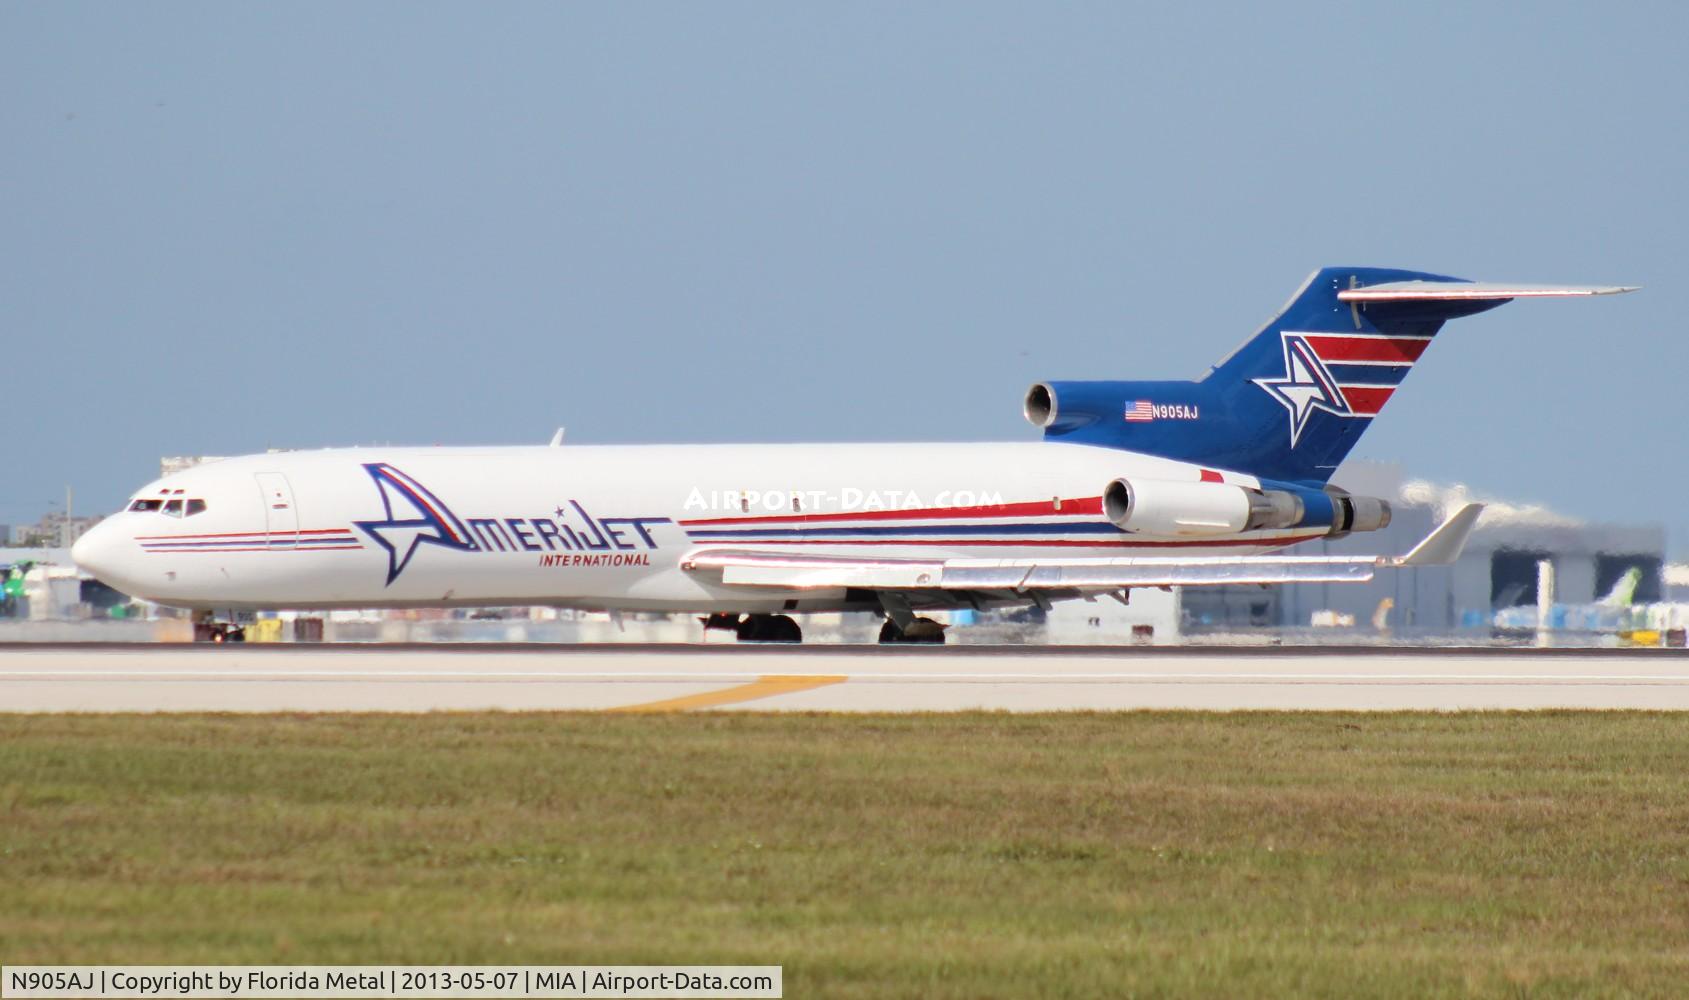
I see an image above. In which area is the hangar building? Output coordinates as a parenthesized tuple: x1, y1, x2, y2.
(1181, 463, 1666, 635)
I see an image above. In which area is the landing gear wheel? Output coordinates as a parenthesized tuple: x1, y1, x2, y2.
(700, 612, 742, 634)
(194, 623, 247, 643)
(735, 613, 803, 643)
(878, 617, 946, 644)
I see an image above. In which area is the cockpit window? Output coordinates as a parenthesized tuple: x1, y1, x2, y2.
(129, 496, 208, 516)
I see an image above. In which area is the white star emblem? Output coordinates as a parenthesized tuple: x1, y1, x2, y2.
(353, 464, 478, 585)
(1252, 334, 1353, 448)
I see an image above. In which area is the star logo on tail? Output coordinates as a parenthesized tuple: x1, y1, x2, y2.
(353, 464, 479, 585)
(1252, 334, 1354, 448)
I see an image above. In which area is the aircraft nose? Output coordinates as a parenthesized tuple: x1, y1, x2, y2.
(71, 521, 121, 583)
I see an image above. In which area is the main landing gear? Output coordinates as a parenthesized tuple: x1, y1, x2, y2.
(701, 613, 804, 643)
(876, 592, 947, 644)
(878, 617, 946, 644)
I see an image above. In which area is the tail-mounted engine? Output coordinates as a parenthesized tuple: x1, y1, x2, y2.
(1101, 477, 1390, 539)
(1324, 485, 1392, 539)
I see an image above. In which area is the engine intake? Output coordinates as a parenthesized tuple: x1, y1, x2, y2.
(1023, 381, 1135, 433)
(1024, 383, 1056, 429)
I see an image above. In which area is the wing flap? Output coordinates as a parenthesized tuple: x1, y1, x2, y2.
(942, 557, 1377, 588)
(689, 551, 1383, 590)
(695, 550, 1381, 589)
(716, 558, 947, 589)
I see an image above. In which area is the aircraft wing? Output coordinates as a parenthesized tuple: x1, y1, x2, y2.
(682, 504, 1483, 592)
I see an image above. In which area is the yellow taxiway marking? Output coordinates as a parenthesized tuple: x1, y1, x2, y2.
(610, 674, 848, 713)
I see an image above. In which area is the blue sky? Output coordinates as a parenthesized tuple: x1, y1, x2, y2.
(4, 3, 1685, 554)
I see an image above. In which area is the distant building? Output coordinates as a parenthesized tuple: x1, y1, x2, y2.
(1183, 462, 1667, 635)
(160, 456, 230, 478)
(1041, 586, 1180, 643)
(12, 512, 104, 549)
(1665, 564, 1689, 604)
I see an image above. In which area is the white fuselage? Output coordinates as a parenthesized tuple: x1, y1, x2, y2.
(71, 441, 1322, 613)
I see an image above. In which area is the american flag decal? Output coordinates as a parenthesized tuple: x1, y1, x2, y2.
(1125, 400, 1155, 422)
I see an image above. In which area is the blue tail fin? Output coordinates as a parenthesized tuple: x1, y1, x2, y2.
(1030, 266, 1512, 484)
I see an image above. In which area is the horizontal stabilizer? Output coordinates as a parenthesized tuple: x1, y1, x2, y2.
(1338, 282, 1638, 302)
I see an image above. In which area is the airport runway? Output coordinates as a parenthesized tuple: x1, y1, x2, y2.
(2, 643, 1689, 711)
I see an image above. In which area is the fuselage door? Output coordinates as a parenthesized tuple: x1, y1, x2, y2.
(255, 472, 299, 548)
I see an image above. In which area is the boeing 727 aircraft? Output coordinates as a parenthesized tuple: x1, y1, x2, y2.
(72, 267, 1634, 642)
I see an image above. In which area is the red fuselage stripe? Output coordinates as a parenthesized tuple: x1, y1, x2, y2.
(689, 534, 1323, 548)
(134, 528, 354, 541)
(680, 496, 1107, 527)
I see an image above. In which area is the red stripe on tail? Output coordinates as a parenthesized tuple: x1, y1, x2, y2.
(1304, 335, 1430, 364)
(1340, 385, 1396, 415)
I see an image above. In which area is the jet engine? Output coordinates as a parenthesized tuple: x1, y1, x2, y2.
(1024, 381, 1135, 434)
(1101, 478, 1304, 537)
(1101, 477, 1394, 539)
(1325, 486, 1392, 538)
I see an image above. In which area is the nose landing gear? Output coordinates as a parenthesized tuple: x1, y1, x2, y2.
(192, 622, 247, 643)
(192, 610, 250, 643)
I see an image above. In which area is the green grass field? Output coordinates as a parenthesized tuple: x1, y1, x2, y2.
(3, 712, 1688, 997)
